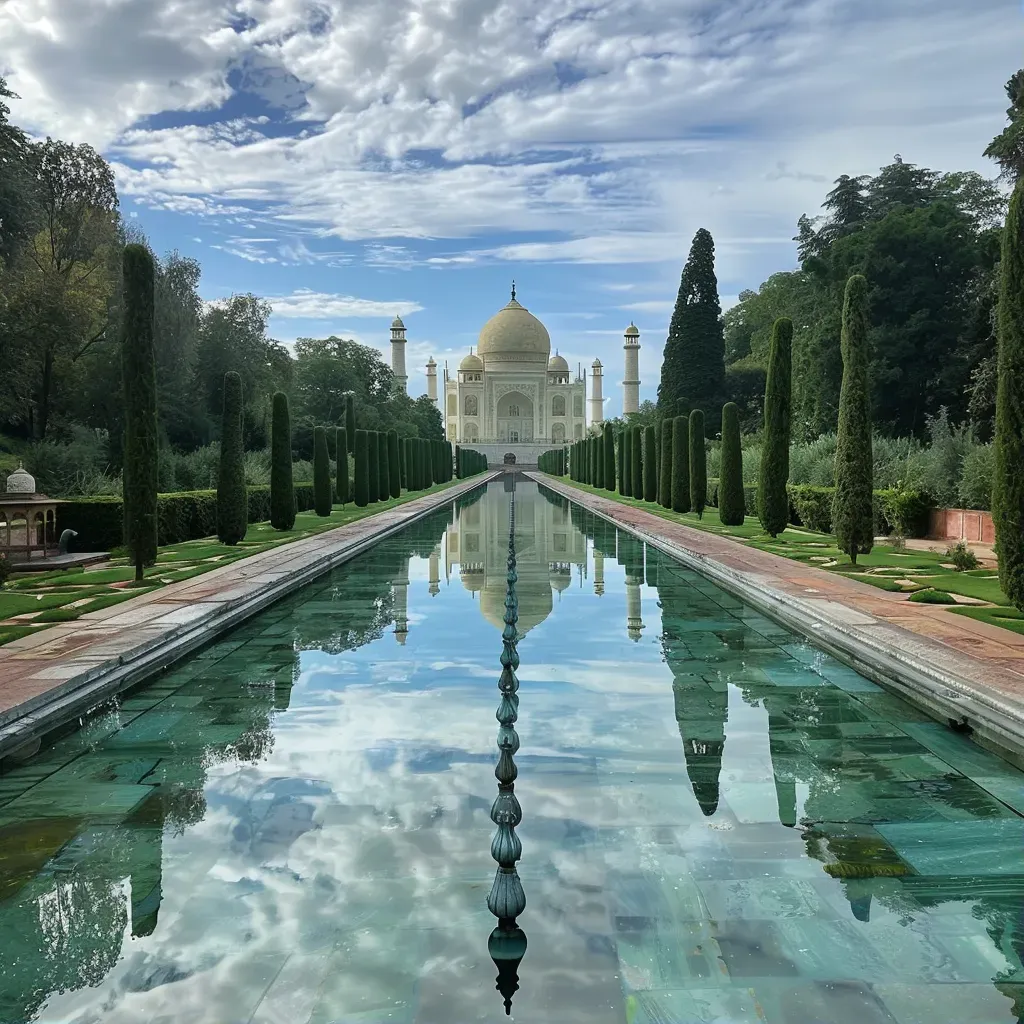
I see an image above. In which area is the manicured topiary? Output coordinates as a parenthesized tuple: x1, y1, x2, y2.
(689, 409, 706, 519)
(833, 275, 874, 565)
(312, 426, 332, 516)
(631, 426, 643, 498)
(672, 415, 689, 513)
(345, 393, 356, 454)
(659, 418, 673, 508)
(758, 317, 793, 537)
(995, 176, 1024, 609)
(367, 430, 380, 503)
(388, 430, 401, 497)
(335, 426, 350, 505)
(217, 371, 247, 544)
(620, 430, 629, 495)
(354, 429, 369, 506)
(377, 430, 390, 502)
(121, 243, 159, 578)
(719, 402, 745, 526)
(270, 391, 296, 529)
(603, 423, 615, 492)
(643, 426, 658, 502)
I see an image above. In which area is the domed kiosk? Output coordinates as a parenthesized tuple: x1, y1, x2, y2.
(435, 285, 591, 464)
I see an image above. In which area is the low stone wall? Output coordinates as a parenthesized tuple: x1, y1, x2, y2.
(465, 442, 562, 467)
(928, 507, 996, 544)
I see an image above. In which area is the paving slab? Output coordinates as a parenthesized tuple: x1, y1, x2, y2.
(533, 474, 1024, 755)
(0, 475, 494, 757)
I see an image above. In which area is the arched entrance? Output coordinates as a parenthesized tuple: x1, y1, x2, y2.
(503, 452, 517, 465)
(497, 391, 533, 442)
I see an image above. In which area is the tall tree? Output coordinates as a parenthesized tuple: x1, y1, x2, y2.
(354, 429, 369, 506)
(985, 69, 1024, 183)
(630, 426, 643, 498)
(671, 415, 689, 514)
(620, 430, 630, 496)
(312, 426, 332, 516)
(643, 425, 658, 502)
(994, 177, 1024, 609)
(689, 410, 706, 519)
(345, 393, 356, 452)
(603, 423, 615, 493)
(336, 426, 350, 505)
(833, 276, 874, 564)
(270, 392, 296, 530)
(377, 430, 391, 502)
(367, 430, 380, 503)
(216, 371, 247, 545)
(719, 403, 745, 527)
(658, 418, 672, 508)
(388, 429, 401, 498)
(121, 244, 158, 579)
(658, 228, 725, 424)
(758, 318, 793, 537)
(0, 77, 38, 266)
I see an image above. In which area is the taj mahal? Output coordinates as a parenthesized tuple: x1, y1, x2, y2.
(388, 285, 642, 464)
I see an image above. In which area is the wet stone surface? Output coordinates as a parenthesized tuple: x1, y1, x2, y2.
(2, 478, 1024, 1022)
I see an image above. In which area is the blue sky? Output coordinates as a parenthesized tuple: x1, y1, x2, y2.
(2, 0, 1020, 414)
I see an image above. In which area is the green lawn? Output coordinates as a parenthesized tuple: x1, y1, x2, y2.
(0, 476, 478, 647)
(549, 475, 1019, 634)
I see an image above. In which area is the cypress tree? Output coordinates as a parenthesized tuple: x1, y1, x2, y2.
(619, 431, 629, 495)
(671, 415, 690, 513)
(312, 426, 332, 516)
(388, 430, 401, 498)
(121, 243, 159, 579)
(658, 418, 673, 508)
(603, 423, 615, 492)
(689, 409, 706, 519)
(594, 434, 604, 489)
(677, 398, 690, 420)
(377, 430, 391, 501)
(643, 425, 658, 502)
(719, 403, 745, 526)
(657, 229, 726, 425)
(345, 393, 356, 453)
(354, 429, 369, 506)
(217, 371, 247, 544)
(336, 426, 350, 505)
(630, 427, 643, 498)
(367, 430, 380, 503)
(757, 317, 793, 537)
(399, 437, 408, 489)
(454, 443, 462, 479)
(994, 177, 1024, 609)
(426, 438, 435, 487)
(833, 275, 874, 564)
(270, 391, 296, 529)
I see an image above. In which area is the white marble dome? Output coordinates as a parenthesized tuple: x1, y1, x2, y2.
(4, 465, 35, 494)
(477, 295, 550, 368)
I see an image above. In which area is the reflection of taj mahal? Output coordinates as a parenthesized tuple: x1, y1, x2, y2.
(387, 285, 643, 450)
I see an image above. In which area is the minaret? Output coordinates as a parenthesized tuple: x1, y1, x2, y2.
(390, 316, 408, 395)
(426, 357, 438, 403)
(589, 359, 604, 427)
(623, 322, 640, 415)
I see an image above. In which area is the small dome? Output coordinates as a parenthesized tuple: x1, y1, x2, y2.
(4, 465, 35, 494)
(460, 350, 484, 371)
(391, 316, 406, 329)
(592, 358, 602, 368)
(624, 322, 640, 338)
(548, 352, 569, 372)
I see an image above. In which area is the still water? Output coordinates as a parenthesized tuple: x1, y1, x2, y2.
(3, 477, 1024, 1024)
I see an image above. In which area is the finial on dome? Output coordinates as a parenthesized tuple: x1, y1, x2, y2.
(511, 280, 516, 302)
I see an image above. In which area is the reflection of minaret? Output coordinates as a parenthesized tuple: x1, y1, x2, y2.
(625, 578, 644, 641)
(617, 532, 645, 641)
(393, 558, 410, 644)
(623, 322, 640, 415)
(589, 358, 604, 427)
(428, 543, 441, 596)
(390, 316, 408, 395)
(593, 548, 605, 596)
(426, 357, 438, 404)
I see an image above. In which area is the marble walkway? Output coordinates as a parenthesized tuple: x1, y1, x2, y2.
(533, 474, 1024, 751)
(0, 474, 494, 755)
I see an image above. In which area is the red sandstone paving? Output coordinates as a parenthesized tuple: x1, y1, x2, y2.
(537, 475, 1024, 708)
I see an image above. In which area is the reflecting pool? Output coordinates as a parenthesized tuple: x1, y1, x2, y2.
(4, 477, 1024, 1023)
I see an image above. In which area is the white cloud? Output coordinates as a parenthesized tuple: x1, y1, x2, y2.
(266, 289, 423, 319)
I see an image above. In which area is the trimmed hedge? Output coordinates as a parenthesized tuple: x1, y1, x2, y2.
(57, 483, 319, 552)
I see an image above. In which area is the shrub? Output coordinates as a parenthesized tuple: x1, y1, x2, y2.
(345, 393, 356, 454)
(631, 427, 643, 498)
(959, 443, 994, 510)
(336, 427, 350, 504)
(603, 424, 616, 492)
(121, 243, 159, 573)
(0, 555, 10, 585)
(643, 425, 658, 502)
(354, 429, 369, 507)
(833, 274, 874, 565)
(659, 419, 673, 507)
(312, 426, 332, 516)
(388, 430, 401, 498)
(946, 540, 980, 572)
(719, 403, 745, 526)
(877, 488, 931, 538)
(367, 430, 380, 503)
(908, 589, 957, 604)
(689, 410, 706, 518)
(788, 485, 835, 533)
(758, 317, 792, 537)
(270, 392, 296, 530)
(377, 431, 391, 501)
(672, 415, 690, 513)
(217, 371, 248, 545)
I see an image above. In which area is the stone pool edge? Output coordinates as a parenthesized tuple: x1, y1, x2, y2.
(532, 473, 1024, 756)
(0, 474, 497, 759)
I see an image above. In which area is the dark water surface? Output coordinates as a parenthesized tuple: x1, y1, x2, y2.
(3, 477, 1024, 1023)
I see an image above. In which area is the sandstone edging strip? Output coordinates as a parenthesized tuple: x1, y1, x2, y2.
(0, 474, 495, 758)
(533, 474, 1024, 754)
